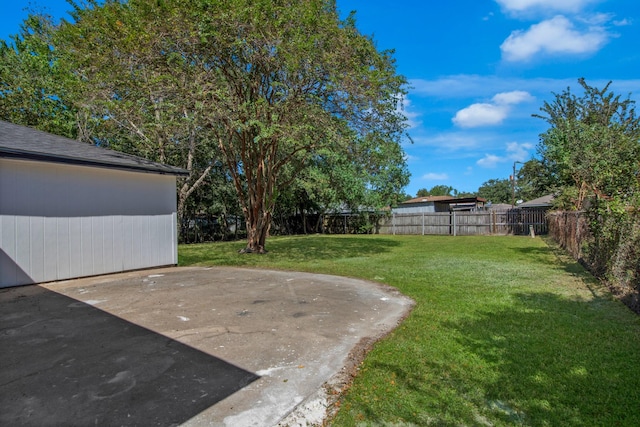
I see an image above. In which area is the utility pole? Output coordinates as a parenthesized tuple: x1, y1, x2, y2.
(512, 161, 523, 208)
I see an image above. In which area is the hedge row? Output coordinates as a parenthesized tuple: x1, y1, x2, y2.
(548, 210, 640, 313)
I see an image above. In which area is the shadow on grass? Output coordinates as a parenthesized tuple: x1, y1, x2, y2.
(0, 286, 258, 426)
(445, 291, 640, 426)
(511, 244, 556, 263)
(354, 291, 640, 426)
(180, 235, 401, 266)
(514, 241, 599, 284)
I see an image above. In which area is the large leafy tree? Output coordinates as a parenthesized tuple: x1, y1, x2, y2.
(56, 0, 226, 222)
(415, 188, 429, 197)
(428, 185, 454, 196)
(535, 78, 640, 209)
(69, 0, 407, 253)
(0, 14, 77, 137)
(23, 0, 408, 252)
(477, 178, 512, 204)
(275, 139, 408, 233)
(516, 159, 555, 202)
(415, 185, 466, 198)
(192, 0, 409, 252)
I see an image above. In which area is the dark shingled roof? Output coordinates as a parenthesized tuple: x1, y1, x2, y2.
(0, 120, 188, 176)
(519, 194, 554, 208)
(401, 195, 487, 205)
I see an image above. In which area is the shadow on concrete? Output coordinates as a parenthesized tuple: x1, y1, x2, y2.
(0, 285, 259, 426)
(0, 248, 33, 287)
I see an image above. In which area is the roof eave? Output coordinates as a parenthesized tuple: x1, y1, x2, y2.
(0, 148, 190, 177)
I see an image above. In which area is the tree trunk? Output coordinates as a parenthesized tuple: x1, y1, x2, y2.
(176, 165, 212, 238)
(242, 209, 271, 253)
(301, 206, 308, 234)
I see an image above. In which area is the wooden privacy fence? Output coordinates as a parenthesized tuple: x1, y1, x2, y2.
(547, 211, 590, 260)
(379, 209, 548, 236)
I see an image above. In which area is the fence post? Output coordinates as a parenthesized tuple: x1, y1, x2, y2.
(492, 211, 496, 234)
(422, 212, 425, 235)
(392, 213, 396, 235)
(453, 211, 457, 237)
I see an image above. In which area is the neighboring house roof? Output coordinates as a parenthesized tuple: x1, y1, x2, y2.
(0, 120, 189, 176)
(519, 194, 554, 208)
(402, 195, 455, 204)
(488, 203, 514, 211)
(400, 195, 487, 205)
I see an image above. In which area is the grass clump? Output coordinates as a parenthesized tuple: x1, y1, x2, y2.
(179, 235, 640, 426)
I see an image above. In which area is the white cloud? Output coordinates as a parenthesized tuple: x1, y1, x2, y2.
(495, 0, 598, 15)
(578, 12, 613, 25)
(453, 103, 507, 128)
(613, 18, 631, 27)
(411, 132, 484, 149)
(477, 154, 503, 168)
(501, 15, 609, 62)
(422, 172, 449, 181)
(506, 141, 534, 161)
(476, 142, 534, 168)
(452, 90, 533, 128)
(492, 90, 534, 105)
(483, 12, 495, 21)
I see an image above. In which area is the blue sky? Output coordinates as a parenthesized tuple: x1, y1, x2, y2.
(2, 0, 640, 196)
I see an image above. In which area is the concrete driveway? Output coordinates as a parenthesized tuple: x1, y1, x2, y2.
(0, 267, 413, 426)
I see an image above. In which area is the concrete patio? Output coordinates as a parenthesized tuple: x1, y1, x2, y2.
(0, 266, 413, 426)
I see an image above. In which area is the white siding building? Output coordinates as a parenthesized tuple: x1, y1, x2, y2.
(393, 196, 487, 214)
(0, 121, 188, 287)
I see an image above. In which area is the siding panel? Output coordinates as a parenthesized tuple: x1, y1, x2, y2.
(56, 217, 71, 280)
(0, 216, 17, 286)
(81, 216, 93, 276)
(121, 215, 134, 271)
(68, 217, 83, 279)
(92, 217, 105, 275)
(15, 216, 31, 282)
(103, 215, 115, 274)
(43, 217, 58, 281)
(1, 158, 178, 287)
(113, 215, 124, 272)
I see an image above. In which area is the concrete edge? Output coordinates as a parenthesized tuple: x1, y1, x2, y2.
(278, 282, 416, 426)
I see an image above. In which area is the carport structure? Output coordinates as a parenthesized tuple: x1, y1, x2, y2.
(0, 120, 188, 287)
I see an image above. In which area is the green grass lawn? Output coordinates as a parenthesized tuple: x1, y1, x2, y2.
(179, 235, 640, 426)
